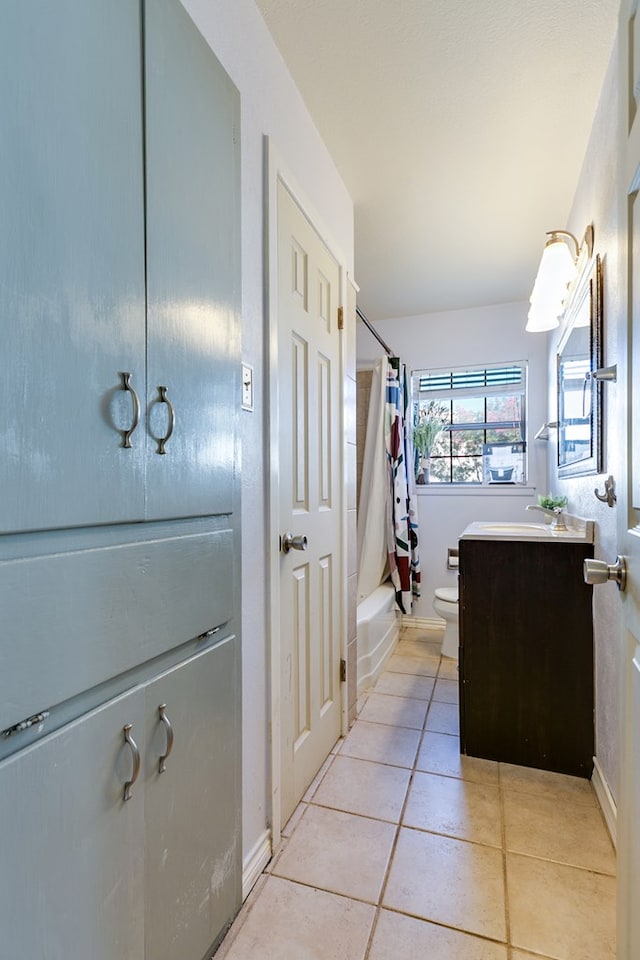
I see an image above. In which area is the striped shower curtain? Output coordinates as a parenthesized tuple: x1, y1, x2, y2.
(385, 358, 420, 613)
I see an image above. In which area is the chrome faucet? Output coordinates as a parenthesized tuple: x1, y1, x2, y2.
(525, 504, 568, 531)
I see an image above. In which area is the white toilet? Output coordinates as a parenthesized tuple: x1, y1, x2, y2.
(433, 586, 459, 659)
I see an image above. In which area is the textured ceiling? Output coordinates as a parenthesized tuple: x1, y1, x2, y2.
(255, 0, 619, 321)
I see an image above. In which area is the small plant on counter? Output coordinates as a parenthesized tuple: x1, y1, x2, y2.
(537, 493, 568, 510)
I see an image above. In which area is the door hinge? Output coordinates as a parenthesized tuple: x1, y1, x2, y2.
(337, 306, 344, 330)
(340, 658, 347, 682)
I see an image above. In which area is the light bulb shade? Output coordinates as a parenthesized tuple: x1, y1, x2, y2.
(526, 300, 560, 332)
(530, 238, 577, 306)
(541, 234, 578, 283)
(526, 230, 579, 333)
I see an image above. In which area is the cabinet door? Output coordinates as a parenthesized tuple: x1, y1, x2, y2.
(459, 539, 594, 776)
(144, 0, 240, 521)
(143, 637, 241, 960)
(0, 0, 146, 534)
(0, 690, 145, 959)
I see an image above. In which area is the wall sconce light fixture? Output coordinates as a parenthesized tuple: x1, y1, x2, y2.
(526, 231, 580, 332)
(526, 226, 595, 333)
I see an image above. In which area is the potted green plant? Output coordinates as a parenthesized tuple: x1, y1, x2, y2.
(537, 493, 568, 510)
(413, 401, 449, 483)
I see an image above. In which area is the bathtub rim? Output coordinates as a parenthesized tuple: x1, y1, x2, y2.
(356, 582, 401, 696)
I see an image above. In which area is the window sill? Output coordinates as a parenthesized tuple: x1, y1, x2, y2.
(415, 485, 538, 497)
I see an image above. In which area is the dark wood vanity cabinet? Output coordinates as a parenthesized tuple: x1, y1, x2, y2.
(458, 537, 595, 778)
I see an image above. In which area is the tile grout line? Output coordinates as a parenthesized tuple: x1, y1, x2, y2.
(291, 631, 612, 958)
(390, 647, 517, 951)
(221, 628, 614, 959)
(498, 762, 513, 955)
(269, 633, 443, 960)
(362, 648, 444, 960)
(444, 649, 515, 954)
(443, 651, 515, 955)
(366, 640, 517, 956)
(278, 636, 514, 957)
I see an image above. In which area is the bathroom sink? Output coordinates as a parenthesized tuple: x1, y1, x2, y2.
(475, 522, 548, 534)
(461, 520, 594, 543)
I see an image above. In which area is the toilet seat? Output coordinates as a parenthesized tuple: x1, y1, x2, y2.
(434, 586, 458, 605)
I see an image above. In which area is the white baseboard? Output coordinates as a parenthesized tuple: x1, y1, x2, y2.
(242, 829, 272, 902)
(591, 756, 617, 848)
(402, 615, 445, 631)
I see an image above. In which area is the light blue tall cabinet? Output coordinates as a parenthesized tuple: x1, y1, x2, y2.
(0, 1, 242, 958)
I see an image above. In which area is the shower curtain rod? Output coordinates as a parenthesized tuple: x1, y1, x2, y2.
(356, 305, 394, 357)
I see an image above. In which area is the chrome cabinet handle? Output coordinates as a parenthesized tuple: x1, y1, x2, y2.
(157, 703, 174, 774)
(583, 556, 627, 591)
(156, 386, 175, 455)
(121, 372, 140, 448)
(122, 723, 141, 801)
(281, 532, 308, 553)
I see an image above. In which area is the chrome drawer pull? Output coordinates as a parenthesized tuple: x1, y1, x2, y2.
(123, 723, 141, 801)
(158, 703, 175, 774)
(120, 372, 140, 448)
(156, 386, 175, 454)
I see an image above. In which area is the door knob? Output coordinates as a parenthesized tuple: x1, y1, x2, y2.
(583, 556, 627, 591)
(281, 532, 308, 554)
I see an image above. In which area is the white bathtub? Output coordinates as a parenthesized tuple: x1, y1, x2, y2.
(357, 582, 401, 695)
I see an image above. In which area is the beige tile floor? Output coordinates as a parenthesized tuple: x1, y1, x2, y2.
(216, 627, 616, 960)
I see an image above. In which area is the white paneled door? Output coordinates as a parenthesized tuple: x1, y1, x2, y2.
(277, 181, 343, 826)
(620, 4, 640, 957)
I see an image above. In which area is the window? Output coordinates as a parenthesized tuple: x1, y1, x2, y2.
(412, 362, 527, 484)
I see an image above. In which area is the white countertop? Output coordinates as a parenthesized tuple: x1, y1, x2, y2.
(460, 518, 594, 544)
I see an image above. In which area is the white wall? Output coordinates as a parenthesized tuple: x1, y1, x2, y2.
(358, 301, 549, 613)
(178, 0, 620, 865)
(180, 0, 354, 868)
(357, 43, 621, 808)
(546, 41, 620, 801)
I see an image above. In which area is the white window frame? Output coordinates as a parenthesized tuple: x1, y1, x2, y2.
(412, 360, 529, 488)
